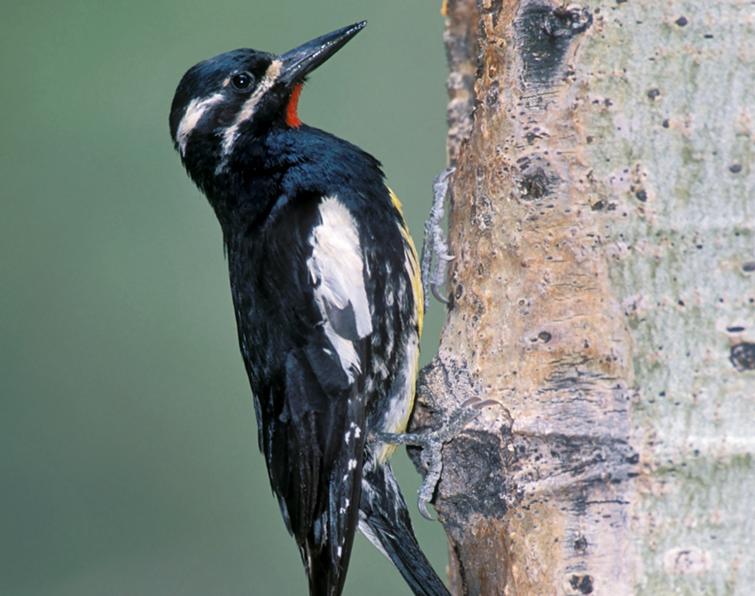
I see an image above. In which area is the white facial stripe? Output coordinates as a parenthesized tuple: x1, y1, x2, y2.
(307, 196, 372, 382)
(176, 93, 224, 156)
(221, 59, 283, 156)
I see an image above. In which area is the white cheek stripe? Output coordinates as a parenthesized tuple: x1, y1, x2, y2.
(307, 196, 372, 382)
(220, 59, 282, 156)
(176, 92, 224, 157)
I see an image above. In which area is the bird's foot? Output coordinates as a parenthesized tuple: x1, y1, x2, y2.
(421, 167, 455, 309)
(375, 395, 500, 520)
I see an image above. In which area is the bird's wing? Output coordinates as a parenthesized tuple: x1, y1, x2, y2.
(248, 193, 373, 595)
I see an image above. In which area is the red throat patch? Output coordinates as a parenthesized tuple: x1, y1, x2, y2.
(286, 83, 303, 128)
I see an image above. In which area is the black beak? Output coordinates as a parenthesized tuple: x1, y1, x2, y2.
(279, 21, 366, 86)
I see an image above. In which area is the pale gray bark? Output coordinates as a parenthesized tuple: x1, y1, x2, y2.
(413, 1, 754, 594)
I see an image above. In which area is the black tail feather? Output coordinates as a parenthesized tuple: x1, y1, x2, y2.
(359, 462, 450, 596)
(301, 540, 348, 596)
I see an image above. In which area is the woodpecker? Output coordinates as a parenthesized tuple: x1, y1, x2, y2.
(169, 22, 449, 596)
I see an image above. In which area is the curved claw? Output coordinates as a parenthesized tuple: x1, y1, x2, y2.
(416, 441, 444, 520)
(418, 495, 436, 521)
(431, 254, 455, 305)
(432, 166, 456, 191)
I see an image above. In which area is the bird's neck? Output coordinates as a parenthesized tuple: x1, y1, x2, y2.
(186, 124, 381, 236)
(186, 126, 295, 231)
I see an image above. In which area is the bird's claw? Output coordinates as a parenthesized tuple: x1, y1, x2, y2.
(421, 167, 455, 309)
(430, 254, 455, 304)
(375, 395, 501, 520)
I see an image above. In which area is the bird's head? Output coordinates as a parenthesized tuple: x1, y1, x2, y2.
(169, 21, 365, 173)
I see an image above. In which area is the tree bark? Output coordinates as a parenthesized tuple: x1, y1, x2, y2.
(413, 1, 754, 594)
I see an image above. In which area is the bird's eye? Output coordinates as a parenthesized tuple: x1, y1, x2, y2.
(231, 71, 255, 91)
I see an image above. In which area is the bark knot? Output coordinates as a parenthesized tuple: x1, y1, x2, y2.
(730, 342, 755, 371)
(412, 355, 514, 530)
(515, 1, 593, 87)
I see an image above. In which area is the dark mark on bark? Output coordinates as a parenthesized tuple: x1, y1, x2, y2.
(726, 326, 745, 333)
(573, 535, 588, 552)
(515, 2, 592, 86)
(729, 163, 742, 173)
(439, 429, 510, 525)
(730, 343, 755, 371)
(570, 573, 595, 594)
(526, 129, 547, 144)
(486, 79, 500, 110)
(538, 330, 552, 343)
(412, 356, 513, 526)
(517, 155, 558, 200)
(647, 88, 661, 100)
(520, 167, 550, 199)
(662, 118, 670, 128)
(544, 5, 592, 37)
(572, 489, 588, 516)
(591, 200, 605, 211)
(477, 0, 503, 27)
(675, 16, 688, 27)
(471, 192, 494, 231)
(635, 189, 647, 202)
(742, 261, 755, 273)
(509, 430, 639, 499)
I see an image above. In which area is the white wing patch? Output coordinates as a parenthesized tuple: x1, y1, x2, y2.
(307, 196, 372, 382)
(176, 92, 224, 157)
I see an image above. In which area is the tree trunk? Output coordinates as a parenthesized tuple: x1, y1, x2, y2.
(413, 1, 754, 594)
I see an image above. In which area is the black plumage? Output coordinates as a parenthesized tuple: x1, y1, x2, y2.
(169, 22, 448, 596)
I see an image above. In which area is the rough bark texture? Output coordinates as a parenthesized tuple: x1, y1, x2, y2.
(412, 1, 754, 594)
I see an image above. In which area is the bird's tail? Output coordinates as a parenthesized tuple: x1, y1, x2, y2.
(359, 461, 450, 596)
(301, 540, 349, 596)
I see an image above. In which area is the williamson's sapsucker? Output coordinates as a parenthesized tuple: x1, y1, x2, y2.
(169, 22, 449, 596)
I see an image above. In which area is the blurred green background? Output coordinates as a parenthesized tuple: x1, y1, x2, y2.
(0, 1, 448, 595)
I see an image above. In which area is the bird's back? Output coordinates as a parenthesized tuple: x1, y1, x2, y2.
(223, 124, 422, 595)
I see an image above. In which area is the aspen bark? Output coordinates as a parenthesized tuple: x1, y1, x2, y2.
(413, 1, 754, 594)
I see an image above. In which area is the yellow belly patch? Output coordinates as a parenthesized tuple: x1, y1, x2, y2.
(388, 187, 424, 335)
(378, 187, 424, 463)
